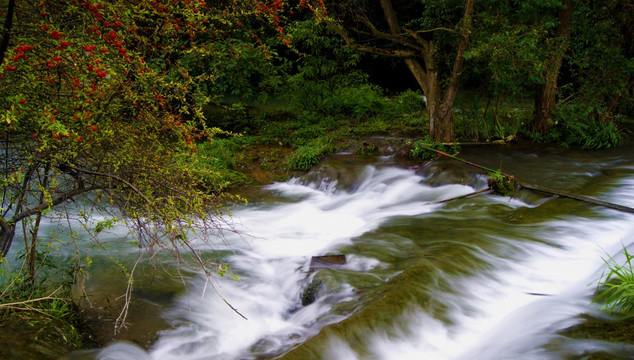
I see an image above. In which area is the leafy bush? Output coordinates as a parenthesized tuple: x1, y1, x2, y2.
(538, 103, 626, 149)
(204, 102, 254, 134)
(324, 84, 384, 119)
(391, 89, 427, 114)
(452, 94, 532, 141)
(191, 139, 251, 190)
(291, 124, 328, 146)
(1, 249, 89, 354)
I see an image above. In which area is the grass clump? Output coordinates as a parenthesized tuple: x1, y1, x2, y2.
(531, 103, 626, 149)
(286, 137, 337, 171)
(355, 141, 379, 156)
(594, 247, 634, 314)
(0, 255, 94, 358)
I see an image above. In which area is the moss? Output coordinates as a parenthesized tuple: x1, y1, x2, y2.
(279, 264, 448, 360)
(355, 141, 379, 156)
(487, 171, 517, 196)
(411, 137, 461, 161)
(561, 315, 634, 343)
(301, 279, 324, 306)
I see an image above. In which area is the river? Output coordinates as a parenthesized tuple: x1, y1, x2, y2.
(68, 142, 634, 360)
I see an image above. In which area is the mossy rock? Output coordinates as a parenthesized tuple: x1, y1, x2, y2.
(301, 279, 325, 306)
(355, 141, 379, 156)
(487, 172, 517, 196)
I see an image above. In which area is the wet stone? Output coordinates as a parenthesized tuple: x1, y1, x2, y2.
(301, 279, 324, 306)
(309, 255, 346, 272)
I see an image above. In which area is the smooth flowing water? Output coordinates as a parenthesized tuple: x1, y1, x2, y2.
(73, 143, 634, 360)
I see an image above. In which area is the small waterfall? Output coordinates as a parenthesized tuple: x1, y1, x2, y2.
(146, 166, 481, 359)
(89, 150, 634, 360)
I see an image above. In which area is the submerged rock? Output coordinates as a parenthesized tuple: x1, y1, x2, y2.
(301, 279, 325, 306)
(302, 255, 347, 306)
(309, 255, 346, 272)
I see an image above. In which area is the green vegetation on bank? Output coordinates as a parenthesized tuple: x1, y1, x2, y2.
(196, 86, 630, 190)
(1, 251, 93, 358)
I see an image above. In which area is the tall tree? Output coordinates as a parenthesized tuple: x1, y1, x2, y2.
(305, 0, 474, 142)
(533, 0, 573, 134)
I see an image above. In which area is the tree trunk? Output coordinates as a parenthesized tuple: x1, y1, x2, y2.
(533, 81, 557, 134)
(402, 57, 452, 141)
(323, 0, 474, 142)
(533, 0, 572, 134)
(0, 0, 16, 67)
(0, 219, 16, 258)
(379, 0, 473, 142)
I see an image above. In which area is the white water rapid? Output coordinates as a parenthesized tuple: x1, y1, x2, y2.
(91, 153, 634, 360)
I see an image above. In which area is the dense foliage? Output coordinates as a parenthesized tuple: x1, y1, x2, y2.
(0, 0, 290, 336)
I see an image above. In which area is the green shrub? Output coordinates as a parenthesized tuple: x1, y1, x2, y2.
(325, 84, 384, 119)
(537, 103, 626, 149)
(351, 117, 391, 136)
(204, 102, 254, 134)
(1, 252, 89, 354)
(190, 139, 251, 190)
(391, 89, 427, 113)
(291, 124, 327, 146)
(411, 136, 460, 160)
(452, 97, 531, 141)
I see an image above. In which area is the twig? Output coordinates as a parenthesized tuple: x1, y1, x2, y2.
(0, 285, 65, 308)
(180, 238, 248, 320)
(113, 253, 142, 333)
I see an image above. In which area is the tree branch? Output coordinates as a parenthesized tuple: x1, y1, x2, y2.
(11, 186, 102, 225)
(320, 17, 418, 58)
(442, 0, 475, 107)
(69, 165, 152, 206)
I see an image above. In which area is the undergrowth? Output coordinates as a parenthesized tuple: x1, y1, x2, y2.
(0, 254, 93, 358)
(530, 103, 626, 149)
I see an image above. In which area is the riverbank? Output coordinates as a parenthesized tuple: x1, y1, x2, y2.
(1, 110, 632, 359)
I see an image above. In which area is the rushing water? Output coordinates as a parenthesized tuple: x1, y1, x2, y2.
(69, 143, 634, 360)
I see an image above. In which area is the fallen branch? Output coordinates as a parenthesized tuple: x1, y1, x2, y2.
(516, 182, 634, 214)
(438, 139, 510, 146)
(0, 285, 65, 309)
(419, 145, 634, 214)
(426, 188, 491, 205)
